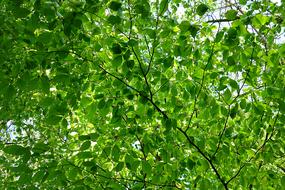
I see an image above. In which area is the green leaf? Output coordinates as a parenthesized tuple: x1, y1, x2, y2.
(112, 55, 123, 67)
(278, 100, 285, 113)
(145, 29, 156, 39)
(109, 1, 122, 11)
(225, 10, 238, 20)
(77, 151, 93, 159)
(112, 145, 120, 161)
(40, 76, 50, 94)
(33, 169, 46, 182)
(215, 31, 224, 42)
(115, 162, 124, 172)
(163, 57, 174, 69)
(3, 145, 30, 156)
(224, 89, 232, 103)
(125, 154, 134, 170)
(200, 178, 210, 189)
(239, 0, 247, 5)
(240, 99, 247, 109)
(254, 14, 270, 26)
(228, 79, 239, 90)
(187, 159, 196, 170)
(281, 176, 285, 186)
(79, 134, 91, 141)
(80, 141, 91, 151)
(111, 43, 122, 54)
(142, 161, 152, 175)
(98, 99, 106, 109)
(196, 4, 209, 16)
(33, 142, 49, 154)
(128, 39, 138, 46)
(165, 118, 172, 131)
(126, 60, 135, 69)
(189, 25, 200, 38)
(278, 44, 285, 57)
(179, 21, 190, 33)
(108, 15, 121, 25)
(159, 0, 168, 15)
(13, 7, 30, 18)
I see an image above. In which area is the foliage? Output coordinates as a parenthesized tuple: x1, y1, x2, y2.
(0, 0, 285, 189)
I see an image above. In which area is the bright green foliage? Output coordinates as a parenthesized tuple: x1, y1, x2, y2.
(0, 0, 285, 190)
(225, 9, 238, 20)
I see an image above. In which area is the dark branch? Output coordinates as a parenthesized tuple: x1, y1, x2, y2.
(207, 18, 239, 23)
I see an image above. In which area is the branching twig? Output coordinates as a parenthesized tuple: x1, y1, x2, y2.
(211, 104, 231, 158)
(226, 111, 279, 185)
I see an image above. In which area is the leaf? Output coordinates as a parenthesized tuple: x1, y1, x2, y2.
(189, 25, 200, 38)
(179, 21, 190, 33)
(145, 29, 156, 39)
(126, 60, 135, 69)
(225, 10, 238, 20)
(187, 159, 196, 170)
(200, 178, 210, 189)
(3, 145, 30, 156)
(40, 76, 50, 94)
(239, 0, 247, 5)
(79, 134, 91, 141)
(225, 27, 238, 46)
(142, 161, 152, 175)
(108, 15, 121, 25)
(281, 176, 285, 186)
(125, 154, 134, 170)
(41, 171, 49, 183)
(196, 4, 209, 16)
(224, 89, 232, 103)
(33, 170, 46, 182)
(278, 100, 285, 113)
(254, 14, 269, 25)
(111, 43, 122, 54)
(80, 141, 91, 151)
(163, 57, 174, 69)
(215, 31, 224, 42)
(240, 99, 247, 109)
(109, 1, 122, 11)
(13, 7, 30, 18)
(33, 142, 49, 154)
(165, 118, 172, 131)
(115, 162, 124, 172)
(112, 145, 120, 161)
(98, 99, 106, 109)
(77, 151, 93, 159)
(128, 39, 138, 46)
(159, 0, 168, 15)
(112, 55, 123, 67)
(278, 44, 285, 57)
(228, 79, 239, 90)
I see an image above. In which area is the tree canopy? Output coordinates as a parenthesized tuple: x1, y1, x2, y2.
(0, 0, 285, 189)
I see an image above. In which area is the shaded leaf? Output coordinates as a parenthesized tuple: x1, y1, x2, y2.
(197, 4, 209, 16)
